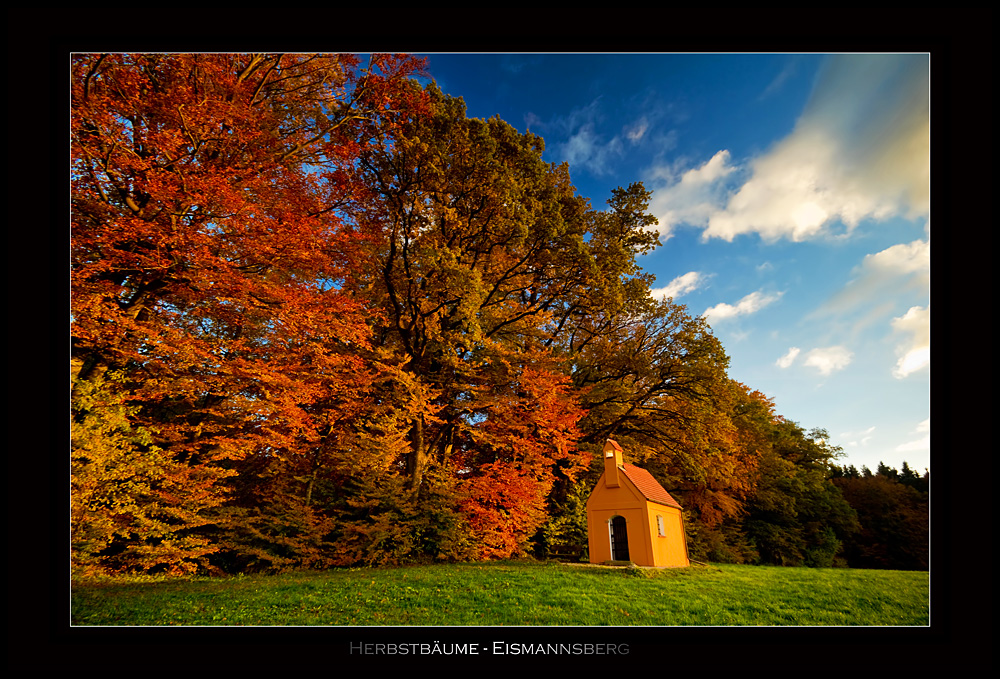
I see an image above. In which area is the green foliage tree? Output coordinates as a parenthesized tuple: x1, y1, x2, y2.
(742, 423, 859, 567)
(567, 298, 750, 546)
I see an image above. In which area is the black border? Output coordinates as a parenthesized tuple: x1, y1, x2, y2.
(10, 6, 992, 672)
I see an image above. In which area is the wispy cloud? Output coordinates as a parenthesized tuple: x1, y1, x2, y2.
(560, 125, 622, 176)
(802, 346, 853, 375)
(891, 305, 930, 378)
(650, 271, 707, 300)
(895, 418, 930, 454)
(810, 237, 929, 339)
(499, 54, 543, 75)
(832, 238, 930, 311)
(624, 117, 649, 143)
(895, 436, 929, 453)
(547, 99, 654, 177)
(863, 238, 931, 277)
(840, 425, 876, 448)
(703, 289, 782, 323)
(758, 58, 800, 101)
(704, 54, 929, 242)
(775, 346, 800, 368)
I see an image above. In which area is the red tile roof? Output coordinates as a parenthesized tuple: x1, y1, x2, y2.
(621, 464, 683, 509)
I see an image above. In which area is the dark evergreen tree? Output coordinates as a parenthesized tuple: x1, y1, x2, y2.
(833, 473, 928, 570)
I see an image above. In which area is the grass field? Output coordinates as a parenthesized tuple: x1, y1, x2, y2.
(71, 561, 929, 626)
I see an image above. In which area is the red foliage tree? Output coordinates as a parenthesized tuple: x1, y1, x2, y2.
(456, 363, 585, 558)
(71, 53, 426, 573)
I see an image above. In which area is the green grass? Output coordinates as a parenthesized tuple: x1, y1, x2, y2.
(71, 561, 928, 626)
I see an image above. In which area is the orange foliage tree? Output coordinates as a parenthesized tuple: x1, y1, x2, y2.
(71, 53, 427, 573)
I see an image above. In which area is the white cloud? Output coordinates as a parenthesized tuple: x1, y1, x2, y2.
(895, 418, 930, 454)
(703, 289, 782, 323)
(649, 150, 737, 240)
(863, 238, 931, 278)
(812, 237, 929, 327)
(701, 54, 929, 242)
(891, 306, 930, 378)
(682, 148, 735, 185)
(803, 346, 853, 375)
(894, 346, 930, 379)
(895, 435, 930, 453)
(650, 271, 707, 300)
(775, 347, 800, 368)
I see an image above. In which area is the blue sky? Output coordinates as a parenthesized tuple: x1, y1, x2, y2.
(415, 53, 930, 474)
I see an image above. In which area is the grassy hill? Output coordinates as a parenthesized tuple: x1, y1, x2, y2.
(71, 560, 928, 626)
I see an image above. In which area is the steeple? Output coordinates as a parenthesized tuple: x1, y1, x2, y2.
(603, 439, 623, 488)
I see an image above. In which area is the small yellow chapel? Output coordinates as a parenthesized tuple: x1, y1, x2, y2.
(585, 439, 689, 567)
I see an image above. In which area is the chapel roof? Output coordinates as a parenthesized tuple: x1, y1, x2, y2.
(620, 463, 683, 509)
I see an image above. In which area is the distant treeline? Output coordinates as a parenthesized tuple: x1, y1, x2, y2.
(828, 462, 929, 570)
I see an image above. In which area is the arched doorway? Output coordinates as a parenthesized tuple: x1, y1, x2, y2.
(610, 515, 629, 561)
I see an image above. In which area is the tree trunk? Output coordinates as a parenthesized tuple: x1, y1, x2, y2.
(406, 414, 426, 491)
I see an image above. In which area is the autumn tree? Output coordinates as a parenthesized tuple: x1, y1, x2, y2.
(564, 296, 751, 537)
(71, 53, 427, 573)
(342, 84, 630, 559)
(71, 54, 873, 573)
